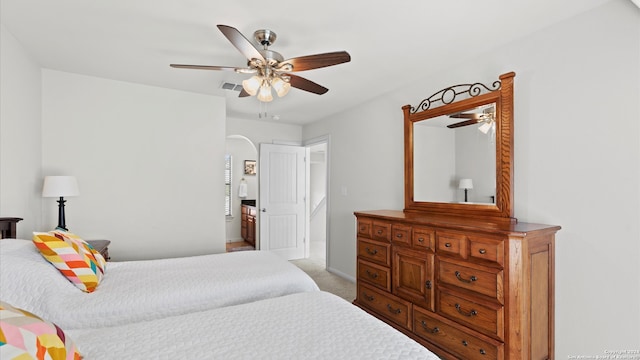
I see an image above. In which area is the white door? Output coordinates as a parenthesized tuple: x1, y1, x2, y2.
(259, 143, 307, 260)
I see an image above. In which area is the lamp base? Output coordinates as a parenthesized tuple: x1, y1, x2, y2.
(56, 196, 68, 231)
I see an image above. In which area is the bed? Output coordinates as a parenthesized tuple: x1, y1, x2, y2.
(63, 291, 440, 359)
(0, 238, 319, 330)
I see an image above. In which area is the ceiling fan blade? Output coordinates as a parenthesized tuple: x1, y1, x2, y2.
(238, 88, 251, 97)
(449, 112, 481, 119)
(279, 51, 351, 72)
(287, 74, 328, 95)
(170, 64, 240, 72)
(217, 25, 265, 62)
(447, 119, 481, 129)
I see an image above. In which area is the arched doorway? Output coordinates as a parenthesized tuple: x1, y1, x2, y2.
(225, 135, 258, 250)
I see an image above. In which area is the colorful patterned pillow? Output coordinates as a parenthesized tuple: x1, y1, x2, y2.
(33, 231, 105, 293)
(0, 300, 81, 360)
(49, 230, 106, 274)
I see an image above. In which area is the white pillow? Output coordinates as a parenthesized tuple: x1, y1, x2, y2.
(0, 239, 77, 317)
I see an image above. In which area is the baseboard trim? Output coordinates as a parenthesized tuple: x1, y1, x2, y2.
(326, 266, 356, 283)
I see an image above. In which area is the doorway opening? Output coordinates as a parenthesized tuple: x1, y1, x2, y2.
(225, 135, 258, 252)
(306, 136, 329, 268)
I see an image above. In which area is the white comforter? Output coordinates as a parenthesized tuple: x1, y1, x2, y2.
(68, 291, 441, 360)
(0, 239, 318, 330)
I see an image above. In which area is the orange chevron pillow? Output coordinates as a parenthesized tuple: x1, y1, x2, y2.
(50, 230, 107, 274)
(33, 231, 105, 293)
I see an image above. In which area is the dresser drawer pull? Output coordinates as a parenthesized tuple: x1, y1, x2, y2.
(365, 248, 378, 256)
(479, 349, 487, 355)
(418, 237, 425, 243)
(478, 248, 487, 254)
(425, 280, 432, 289)
(455, 303, 478, 317)
(420, 320, 439, 333)
(386, 304, 402, 314)
(365, 269, 379, 279)
(455, 271, 477, 283)
(445, 242, 452, 248)
(462, 340, 469, 346)
(377, 230, 383, 235)
(360, 226, 367, 232)
(362, 292, 375, 301)
(396, 233, 403, 238)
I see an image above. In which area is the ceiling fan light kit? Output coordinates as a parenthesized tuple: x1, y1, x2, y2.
(170, 24, 351, 104)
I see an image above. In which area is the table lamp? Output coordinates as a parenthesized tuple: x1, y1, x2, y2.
(42, 176, 79, 231)
(459, 178, 473, 202)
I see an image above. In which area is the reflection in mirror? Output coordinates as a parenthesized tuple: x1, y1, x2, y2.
(413, 103, 496, 204)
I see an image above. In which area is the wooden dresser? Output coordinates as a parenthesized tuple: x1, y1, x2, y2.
(241, 204, 256, 247)
(354, 210, 560, 360)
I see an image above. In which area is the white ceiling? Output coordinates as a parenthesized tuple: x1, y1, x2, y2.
(0, 0, 613, 125)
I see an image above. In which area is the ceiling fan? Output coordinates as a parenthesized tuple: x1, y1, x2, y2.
(170, 25, 351, 102)
(447, 106, 495, 134)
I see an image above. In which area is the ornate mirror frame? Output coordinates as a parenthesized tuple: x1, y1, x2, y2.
(403, 72, 515, 221)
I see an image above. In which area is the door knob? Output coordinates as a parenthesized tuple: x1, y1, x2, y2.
(261, 208, 266, 212)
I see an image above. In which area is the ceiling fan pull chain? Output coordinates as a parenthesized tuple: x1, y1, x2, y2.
(258, 101, 268, 119)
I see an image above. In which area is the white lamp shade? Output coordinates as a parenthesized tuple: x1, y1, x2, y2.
(459, 178, 473, 190)
(257, 84, 273, 102)
(478, 122, 493, 134)
(272, 77, 291, 97)
(242, 76, 261, 96)
(42, 176, 80, 197)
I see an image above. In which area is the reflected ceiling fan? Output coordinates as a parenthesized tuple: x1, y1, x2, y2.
(447, 106, 495, 133)
(170, 25, 351, 102)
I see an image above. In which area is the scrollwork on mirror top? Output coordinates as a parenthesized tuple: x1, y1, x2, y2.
(410, 80, 502, 114)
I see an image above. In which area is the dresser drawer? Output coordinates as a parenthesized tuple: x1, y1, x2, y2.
(371, 221, 392, 242)
(412, 226, 435, 251)
(438, 289, 504, 340)
(413, 306, 503, 360)
(391, 224, 412, 247)
(358, 259, 391, 291)
(357, 238, 391, 266)
(358, 283, 412, 330)
(357, 218, 372, 238)
(436, 231, 468, 259)
(438, 260, 504, 303)
(468, 236, 504, 267)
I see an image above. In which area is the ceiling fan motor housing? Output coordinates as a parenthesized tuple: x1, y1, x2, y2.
(254, 29, 277, 47)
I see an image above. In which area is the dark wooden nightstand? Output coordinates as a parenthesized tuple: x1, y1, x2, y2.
(0, 217, 22, 239)
(87, 240, 111, 261)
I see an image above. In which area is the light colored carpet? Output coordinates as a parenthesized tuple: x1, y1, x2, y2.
(290, 258, 356, 302)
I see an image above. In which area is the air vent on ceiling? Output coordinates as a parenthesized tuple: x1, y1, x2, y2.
(220, 82, 243, 92)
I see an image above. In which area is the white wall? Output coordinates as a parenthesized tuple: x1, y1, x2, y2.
(455, 125, 495, 203)
(304, 0, 640, 356)
(310, 147, 327, 251)
(226, 116, 302, 147)
(303, 99, 405, 277)
(0, 24, 43, 238)
(414, 124, 456, 202)
(41, 70, 227, 260)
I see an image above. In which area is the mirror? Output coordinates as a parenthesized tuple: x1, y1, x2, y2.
(413, 102, 496, 204)
(403, 72, 515, 220)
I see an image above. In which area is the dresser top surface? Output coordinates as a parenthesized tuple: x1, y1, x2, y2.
(354, 210, 560, 236)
